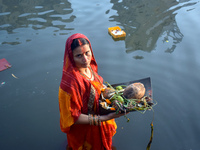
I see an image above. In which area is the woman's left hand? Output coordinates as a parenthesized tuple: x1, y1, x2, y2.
(101, 112, 129, 121)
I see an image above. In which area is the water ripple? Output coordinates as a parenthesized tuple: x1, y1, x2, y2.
(0, 0, 75, 45)
(18, 13, 31, 17)
(0, 12, 11, 16)
(109, 0, 199, 54)
(38, 10, 54, 15)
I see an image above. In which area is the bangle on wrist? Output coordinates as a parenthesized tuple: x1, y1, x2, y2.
(94, 115, 98, 126)
(89, 114, 101, 126)
(98, 115, 101, 126)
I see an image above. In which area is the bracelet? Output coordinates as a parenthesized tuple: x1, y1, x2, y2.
(95, 115, 98, 126)
(91, 114, 94, 125)
(93, 115, 97, 126)
(98, 115, 101, 126)
(89, 114, 101, 126)
(93, 115, 96, 126)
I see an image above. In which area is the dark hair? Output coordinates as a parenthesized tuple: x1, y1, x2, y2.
(71, 38, 89, 51)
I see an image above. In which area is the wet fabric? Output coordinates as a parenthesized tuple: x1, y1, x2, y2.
(58, 33, 117, 150)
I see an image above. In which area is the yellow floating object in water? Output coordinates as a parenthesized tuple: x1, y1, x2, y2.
(108, 26, 126, 39)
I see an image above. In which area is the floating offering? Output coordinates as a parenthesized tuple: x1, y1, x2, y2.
(100, 77, 156, 115)
(0, 58, 11, 72)
(108, 26, 126, 39)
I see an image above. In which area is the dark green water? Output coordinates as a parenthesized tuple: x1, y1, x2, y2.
(0, 0, 200, 149)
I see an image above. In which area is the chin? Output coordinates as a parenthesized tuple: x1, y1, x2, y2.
(79, 66, 87, 69)
(83, 64, 90, 68)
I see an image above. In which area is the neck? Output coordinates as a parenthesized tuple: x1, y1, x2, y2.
(79, 66, 94, 80)
(79, 67, 89, 74)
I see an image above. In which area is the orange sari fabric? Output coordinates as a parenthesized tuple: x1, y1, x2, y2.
(58, 33, 117, 150)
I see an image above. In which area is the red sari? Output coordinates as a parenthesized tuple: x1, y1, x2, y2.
(58, 33, 117, 150)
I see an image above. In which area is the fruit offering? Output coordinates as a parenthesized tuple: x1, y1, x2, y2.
(100, 78, 156, 115)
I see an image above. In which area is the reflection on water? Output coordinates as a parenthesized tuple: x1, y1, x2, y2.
(0, 0, 74, 45)
(109, 0, 197, 56)
(0, 0, 200, 149)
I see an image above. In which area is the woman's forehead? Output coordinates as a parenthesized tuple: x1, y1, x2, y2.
(73, 44, 90, 54)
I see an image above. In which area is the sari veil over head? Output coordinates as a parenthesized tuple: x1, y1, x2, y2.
(58, 33, 117, 150)
(62, 33, 98, 77)
(59, 33, 100, 130)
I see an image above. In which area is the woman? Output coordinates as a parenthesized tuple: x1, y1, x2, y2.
(58, 33, 125, 150)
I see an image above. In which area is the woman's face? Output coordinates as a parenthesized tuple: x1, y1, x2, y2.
(72, 44, 92, 69)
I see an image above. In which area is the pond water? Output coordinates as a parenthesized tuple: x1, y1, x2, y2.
(0, 0, 200, 150)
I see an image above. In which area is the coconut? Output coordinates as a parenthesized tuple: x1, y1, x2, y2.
(123, 82, 145, 99)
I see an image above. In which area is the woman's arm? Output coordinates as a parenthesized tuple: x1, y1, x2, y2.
(75, 112, 128, 124)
